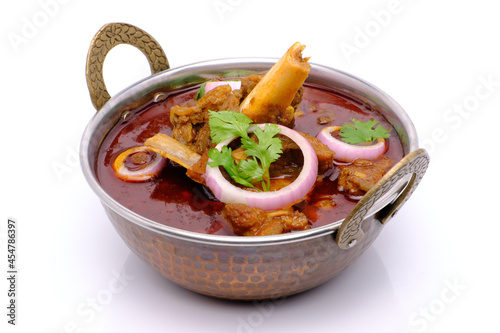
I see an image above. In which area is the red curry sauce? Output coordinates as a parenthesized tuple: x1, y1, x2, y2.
(96, 85, 404, 235)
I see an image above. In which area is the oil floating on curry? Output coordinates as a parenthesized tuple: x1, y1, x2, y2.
(96, 43, 404, 236)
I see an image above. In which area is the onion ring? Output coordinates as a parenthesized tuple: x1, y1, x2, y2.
(316, 126, 386, 162)
(204, 124, 318, 211)
(204, 81, 241, 93)
(112, 146, 166, 182)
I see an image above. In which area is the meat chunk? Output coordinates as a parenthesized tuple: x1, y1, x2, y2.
(170, 85, 242, 154)
(275, 132, 334, 174)
(231, 131, 334, 180)
(169, 75, 304, 155)
(239, 74, 262, 99)
(221, 203, 310, 236)
(337, 157, 393, 196)
(185, 150, 209, 185)
(293, 132, 334, 173)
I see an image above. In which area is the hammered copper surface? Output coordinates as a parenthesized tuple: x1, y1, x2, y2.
(104, 205, 382, 300)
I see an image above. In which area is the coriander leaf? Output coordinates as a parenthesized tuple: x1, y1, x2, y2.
(207, 146, 255, 188)
(207, 113, 283, 192)
(194, 82, 207, 100)
(242, 124, 282, 168)
(339, 119, 391, 144)
(208, 111, 253, 144)
(241, 124, 283, 191)
(238, 158, 265, 183)
(372, 124, 391, 140)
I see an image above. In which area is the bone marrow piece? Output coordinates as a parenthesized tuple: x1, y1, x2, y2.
(145, 133, 201, 169)
(239, 42, 311, 127)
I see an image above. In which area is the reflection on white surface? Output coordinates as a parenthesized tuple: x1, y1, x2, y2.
(103, 246, 401, 333)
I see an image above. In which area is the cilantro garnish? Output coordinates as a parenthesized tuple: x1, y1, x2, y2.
(208, 111, 253, 143)
(207, 145, 255, 188)
(207, 111, 283, 191)
(339, 119, 391, 144)
(194, 82, 207, 100)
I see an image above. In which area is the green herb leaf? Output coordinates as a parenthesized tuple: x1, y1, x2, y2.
(243, 125, 282, 165)
(241, 124, 282, 190)
(207, 146, 255, 188)
(208, 111, 253, 143)
(207, 112, 283, 191)
(194, 82, 207, 100)
(238, 158, 265, 183)
(339, 119, 391, 144)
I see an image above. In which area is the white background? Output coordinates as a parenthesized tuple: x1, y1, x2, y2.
(2, 0, 499, 332)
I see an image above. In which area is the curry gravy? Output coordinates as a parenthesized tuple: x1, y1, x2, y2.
(96, 85, 404, 235)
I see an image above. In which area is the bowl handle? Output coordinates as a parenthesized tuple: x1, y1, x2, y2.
(85, 23, 170, 111)
(336, 148, 430, 250)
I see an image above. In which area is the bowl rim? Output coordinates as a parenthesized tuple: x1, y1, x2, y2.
(80, 57, 418, 246)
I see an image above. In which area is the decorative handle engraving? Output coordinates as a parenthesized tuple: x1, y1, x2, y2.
(85, 23, 170, 111)
(336, 149, 430, 250)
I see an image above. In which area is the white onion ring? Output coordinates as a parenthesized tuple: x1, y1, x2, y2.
(316, 126, 386, 162)
(204, 124, 318, 211)
(112, 146, 166, 182)
(205, 81, 241, 93)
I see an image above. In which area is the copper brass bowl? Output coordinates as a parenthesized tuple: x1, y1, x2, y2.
(80, 23, 429, 300)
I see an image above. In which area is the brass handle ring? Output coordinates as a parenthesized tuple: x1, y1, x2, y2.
(85, 22, 170, 111)
(336, 148, 430, 250)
